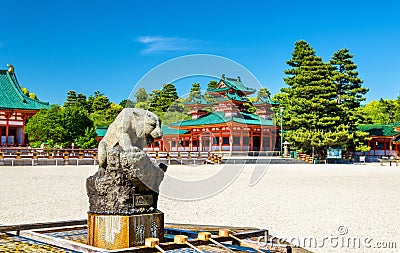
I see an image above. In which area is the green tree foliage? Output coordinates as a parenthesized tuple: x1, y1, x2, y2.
(119, 99, 135, 108)
(62, 105, 93, 143)
(148, 84, 178, 115)
(84, 91, 121, 127)
(362, 99, 398, 124)
(274, 40, 361, 155)
(91, 93, 111, 112)
(330, 48, 370, 151)
(330, 49, 368, 106)
(25, 106, 66, 148)
(64, 90, 77, 107)
(86, 91, 102, 113)
(205, 80, 219, 103)
(160, 83, 179, 110)
(256, 87, 271, 99)
(188, 83, 201, 100)
(64, 90, 87, 109)
(74, 127, 98, 149)
(76, 93, 88, 109)
(207, 80, 218, 90)
(281, 40, 339, 130)
(25, 105, 94, 148)
(136, 88, 148, 103)
(147, 89, 162, 116)
(145, 84, 189, 123)
(25, 90, 123, 147)
(89, 103, 123, 127)
(244, 101, 256, 113)
(160, 111, 190, 125)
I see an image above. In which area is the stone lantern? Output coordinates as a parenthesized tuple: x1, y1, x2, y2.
(283, 141, 290, 157)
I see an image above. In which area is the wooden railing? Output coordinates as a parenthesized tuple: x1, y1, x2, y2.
(146, 151, 214, 165)
(0, 148, 97, 166)
(0, 148, 282, 166)
(0, 148, 218, 166)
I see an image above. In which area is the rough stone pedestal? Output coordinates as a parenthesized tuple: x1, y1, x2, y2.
(86, 145, 167, 250)
(86, 108, 166, 250)
(87, 211, 164, 250)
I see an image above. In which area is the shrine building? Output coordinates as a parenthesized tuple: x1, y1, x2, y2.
(357, 123, 400, 158)
(148, 75, 280, 152)
(0, 65, 49, 146)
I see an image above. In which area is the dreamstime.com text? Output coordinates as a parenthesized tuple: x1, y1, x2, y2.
(257, 226, 397, 250)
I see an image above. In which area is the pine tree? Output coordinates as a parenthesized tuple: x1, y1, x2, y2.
(330, 48, 370, 151)
(276, 40, 345, 155)
(282, 40, 339, 131)
(330, 49, 368, 107)
(147, 89, 162, 114)
(135, 88, 148, 103)
(147, 84, 180, 121)
(91, 94, 111, 112)
(205, 80, 218, 103)
(76, 93, 88, 109)
(207, 80, 218, 90)
(188, 83, 201, 100)
(64, 90, 77, 107)
(159, 83, 179, 112)
(256, 87, 271, 99)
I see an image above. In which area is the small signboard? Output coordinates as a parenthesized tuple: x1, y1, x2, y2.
(327, 148, 342, 159)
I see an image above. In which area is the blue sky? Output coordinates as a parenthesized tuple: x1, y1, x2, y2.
(1, 0, 399, 105)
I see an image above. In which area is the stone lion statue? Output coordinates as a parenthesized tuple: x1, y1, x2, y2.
(98, 108, 162, 168)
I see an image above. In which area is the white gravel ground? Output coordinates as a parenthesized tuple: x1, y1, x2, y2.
(0, 163, 399, 253)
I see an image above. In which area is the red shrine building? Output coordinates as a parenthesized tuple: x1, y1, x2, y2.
(0, 65, 49, 146)
(148, 75, 280, 152)
(357, 124, 400, 158)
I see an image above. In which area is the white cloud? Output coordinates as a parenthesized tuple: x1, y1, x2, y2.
(137, 36, 201, 54)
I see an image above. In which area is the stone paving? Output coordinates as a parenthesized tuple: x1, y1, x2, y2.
(0, 164, 399, 252)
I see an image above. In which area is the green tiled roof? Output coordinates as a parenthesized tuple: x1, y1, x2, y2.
(223, 79, 256, 94)
(183, 95, 209, 105)
(207, 78, 256, 94)
(161, 125, 189, 135)
(215, 92, 249, 102)
(358, 124, 400, 137)
(207, 87, 230, 93)
(96, 126, 108, 137)
(0, 70, 50, 110)
(169, 111, 273, 127)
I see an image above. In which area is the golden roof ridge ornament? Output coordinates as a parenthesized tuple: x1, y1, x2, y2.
(7, 64, 14, 74)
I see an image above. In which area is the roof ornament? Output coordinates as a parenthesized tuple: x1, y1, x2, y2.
(237, 76, 241, 82)
(222, 74, 225, 80)
(7, 64, 14, 74)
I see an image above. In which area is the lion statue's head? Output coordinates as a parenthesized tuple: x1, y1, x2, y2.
(141, 110, 162, 145)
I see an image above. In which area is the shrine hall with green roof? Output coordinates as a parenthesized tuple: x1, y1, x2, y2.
(147, 75, 280, 152)
(0, 65, 49, 146)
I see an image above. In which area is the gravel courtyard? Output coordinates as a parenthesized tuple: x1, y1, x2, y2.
(0, 163, 399, 252)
